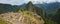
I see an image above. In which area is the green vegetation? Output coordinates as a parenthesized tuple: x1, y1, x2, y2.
(52, 9, 60, 24)
(0, 18, 8, 24)
(44, 19, 57, 24)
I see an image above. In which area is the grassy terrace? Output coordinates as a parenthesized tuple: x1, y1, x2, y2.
(0, 18, 9, 24)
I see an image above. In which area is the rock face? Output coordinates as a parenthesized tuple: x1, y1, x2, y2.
(0, 12, 44, 24)
(26, 1, 36, 12)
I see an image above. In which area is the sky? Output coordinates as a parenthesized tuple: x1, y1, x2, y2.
(0, 0, 60, 5)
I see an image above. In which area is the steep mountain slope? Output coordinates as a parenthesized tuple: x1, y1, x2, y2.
(18, 1, 45, 17)
(52, 9, 60, 24)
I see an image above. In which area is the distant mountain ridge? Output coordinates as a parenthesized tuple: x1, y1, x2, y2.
(0, 3, 18, 14)
(0, 2, 60, 18)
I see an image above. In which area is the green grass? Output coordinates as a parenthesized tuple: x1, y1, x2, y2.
(0, 18, 8, 24)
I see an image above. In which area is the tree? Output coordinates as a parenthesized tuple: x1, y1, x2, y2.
(53, 9, 60, 24)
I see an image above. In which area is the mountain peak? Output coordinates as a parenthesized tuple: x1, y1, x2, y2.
(26, 1, 35, 12)
(27, 1, 33, 5)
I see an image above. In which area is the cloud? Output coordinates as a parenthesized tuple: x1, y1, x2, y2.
(0, 0, 25, 5)
(57, 0, 60, 2)
(0, 0, 59, 5)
